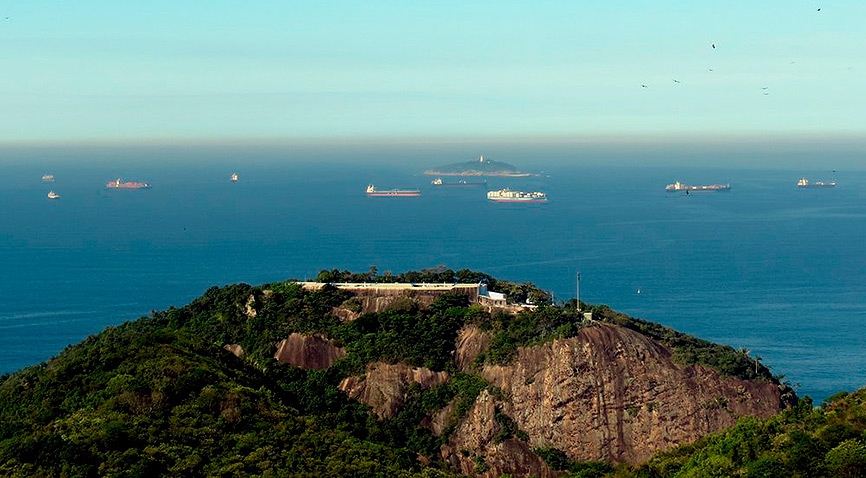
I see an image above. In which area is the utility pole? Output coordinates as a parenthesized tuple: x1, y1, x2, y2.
(576, 271, 581, 312)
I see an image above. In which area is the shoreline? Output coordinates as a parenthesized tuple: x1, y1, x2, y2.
(423, 170, 537, 177)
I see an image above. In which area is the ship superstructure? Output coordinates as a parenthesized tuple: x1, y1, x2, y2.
(486, 188, 547, 203)
(365, 184, 421, 197)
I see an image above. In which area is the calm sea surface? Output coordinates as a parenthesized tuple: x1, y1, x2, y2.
(1, 144, 864, 402)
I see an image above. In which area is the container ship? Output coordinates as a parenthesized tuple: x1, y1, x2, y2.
(41, 174, 55, 182)
(487, 188, 548, 203)
(107, 178, 151, 189)
(797, 178, 836, 188)
(431, 178, 487, 187)
(665, 181, 731, 193)
(365, 184, 421, 197)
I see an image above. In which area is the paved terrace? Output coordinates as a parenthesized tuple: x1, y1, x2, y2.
(296, 282, 481, 291)
(295, 282, 512, 309)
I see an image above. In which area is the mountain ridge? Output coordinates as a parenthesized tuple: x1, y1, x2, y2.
(0, 269, 807, 477)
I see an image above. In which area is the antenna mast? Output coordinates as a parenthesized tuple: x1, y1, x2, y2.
(576, 271, 581, 311)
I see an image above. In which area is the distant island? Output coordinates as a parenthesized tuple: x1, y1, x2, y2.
(424, 155, 537, 177)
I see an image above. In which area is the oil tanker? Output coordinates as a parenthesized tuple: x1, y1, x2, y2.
(365, 184, 421, 197)
(107, 178, 151, 189)
(487, 188, 547, 203)
(665, 181, 730, 193)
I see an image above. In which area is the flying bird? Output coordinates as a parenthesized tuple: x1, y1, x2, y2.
(672, 79, 681, 84)
(712, 43, 716, 49)
(641, 84, 648, 88)
(708, 68, 714, 72)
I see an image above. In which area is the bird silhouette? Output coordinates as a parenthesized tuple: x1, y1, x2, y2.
(641, 84, 648, 88)
(712, 43, 716, 49)
(673, 79, 681, 84)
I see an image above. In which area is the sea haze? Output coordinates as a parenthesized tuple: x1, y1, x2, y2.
(0, 143, 864, 402)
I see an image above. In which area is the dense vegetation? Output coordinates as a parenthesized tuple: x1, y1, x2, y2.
(611, 391, 866, 478)
(0, 267, 805, 477)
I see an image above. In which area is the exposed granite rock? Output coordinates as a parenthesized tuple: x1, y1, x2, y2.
(223, 343, 244, 358)
(339, 362, 449, 418)
(421, 398, 458, 436)
(473, 323, 784, 464)
(332, 306, 361, 322)
(338, 290, 442, 314)
(454, 325, 492, 372)
(273, 333, 345, 370)
(440, 390, 557, 478)
(244, 294, 258, 319)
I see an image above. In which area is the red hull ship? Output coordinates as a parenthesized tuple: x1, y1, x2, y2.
(107, 178, 151, 189)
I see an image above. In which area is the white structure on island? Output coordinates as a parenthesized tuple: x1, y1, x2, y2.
(297, 281, 522, 310)
(478, 284, 507, 307)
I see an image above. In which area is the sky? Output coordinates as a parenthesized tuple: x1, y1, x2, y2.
(1, 1, 864, 143)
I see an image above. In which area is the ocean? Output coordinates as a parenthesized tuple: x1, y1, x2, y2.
(1, 142, 864, 402)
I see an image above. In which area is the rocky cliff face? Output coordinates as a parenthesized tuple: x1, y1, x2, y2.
(441, 390, 557, 478)
(446, 323, 783, 468)
(454, 325, 492, 372)
(339, 362, 449, 418)
(273, 333, 346, 370)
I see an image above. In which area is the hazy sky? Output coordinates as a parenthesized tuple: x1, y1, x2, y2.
(1, 1, 864, 142)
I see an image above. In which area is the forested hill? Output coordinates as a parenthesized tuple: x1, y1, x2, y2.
(0, 268, 813, 477)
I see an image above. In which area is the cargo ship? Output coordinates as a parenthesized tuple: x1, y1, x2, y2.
(487, 188, 548, 203)
(41, 174, 55, 182)
(797, 178, 835, 188)
(365, 184, 421, 197)
(431, 178, 487, 187)
(106, 178, 151, 189)
(665, 181, 731, 193)
(47, 191, 60, 199)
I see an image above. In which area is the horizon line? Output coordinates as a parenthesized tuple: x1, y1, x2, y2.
(2, 131, 866, 149)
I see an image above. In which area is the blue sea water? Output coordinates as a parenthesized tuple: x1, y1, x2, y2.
(1, 143, 864, 402)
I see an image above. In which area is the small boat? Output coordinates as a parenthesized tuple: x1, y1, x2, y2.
(47, 191, 60, 199)
(230, 173, 239, 182)
(42, 174, 55, 182)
